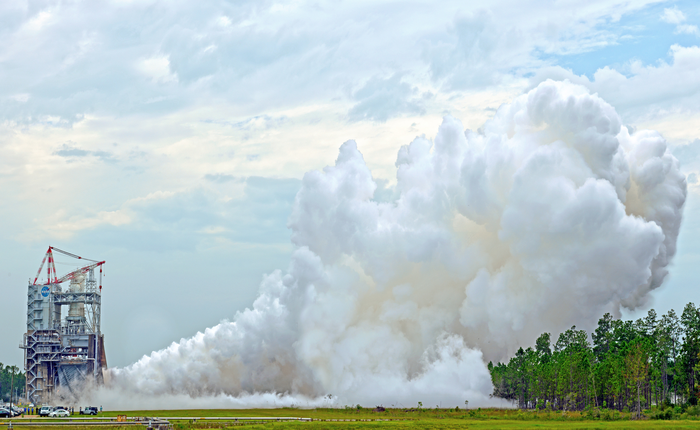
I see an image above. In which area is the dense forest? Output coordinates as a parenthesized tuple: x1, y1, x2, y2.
(489, 302, 700, 417)
(0, 363, 25, 403)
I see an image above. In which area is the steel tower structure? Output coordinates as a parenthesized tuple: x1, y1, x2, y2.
(21, 247, 108, 404)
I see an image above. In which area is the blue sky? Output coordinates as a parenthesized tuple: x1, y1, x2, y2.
(1, 0, 699, 369)
(547, 1, 700, 77)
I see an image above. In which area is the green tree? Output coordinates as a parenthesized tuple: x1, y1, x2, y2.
(488, 303, 700, 412)
(680, 303, 700, 404)
(0, 363, 24, 403)
(624, 342, 649, 419)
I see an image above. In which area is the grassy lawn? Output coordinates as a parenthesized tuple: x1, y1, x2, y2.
(4, 408, 699, 429)
(3, 420, 700, 429)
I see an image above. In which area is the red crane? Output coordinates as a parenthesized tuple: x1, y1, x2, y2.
(33, 246, 105, 290)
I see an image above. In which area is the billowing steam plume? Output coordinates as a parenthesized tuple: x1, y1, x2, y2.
(105, 80, 686, 408)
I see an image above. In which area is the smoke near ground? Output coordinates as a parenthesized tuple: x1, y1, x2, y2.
(100, 80, 686, 409)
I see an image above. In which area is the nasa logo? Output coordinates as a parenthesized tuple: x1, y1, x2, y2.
(41, 286, 50, 297)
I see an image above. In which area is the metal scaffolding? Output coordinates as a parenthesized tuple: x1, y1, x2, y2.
(21, 247, 107, 405)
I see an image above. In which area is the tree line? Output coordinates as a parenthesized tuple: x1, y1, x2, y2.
(0, 363, 25, 403)
(489, 302, 700, 417)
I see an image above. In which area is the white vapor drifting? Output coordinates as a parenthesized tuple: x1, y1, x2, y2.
(103, 80, 685, 409)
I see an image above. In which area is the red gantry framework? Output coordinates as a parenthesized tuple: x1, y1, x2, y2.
(33, 246, 105, 288)
(21, 246, 108, 404)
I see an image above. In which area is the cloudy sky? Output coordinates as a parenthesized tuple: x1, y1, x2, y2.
(1, 0, 699, 369)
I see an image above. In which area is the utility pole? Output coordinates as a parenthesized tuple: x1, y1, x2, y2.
(9, 366, 14, 413)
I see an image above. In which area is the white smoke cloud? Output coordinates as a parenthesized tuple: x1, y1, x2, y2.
(103, 80, 686, 409)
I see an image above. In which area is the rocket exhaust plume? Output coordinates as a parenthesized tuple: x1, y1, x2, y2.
(103, 80, 686, 408)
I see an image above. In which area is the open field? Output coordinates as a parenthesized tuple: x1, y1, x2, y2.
(3, 408, 700, 429)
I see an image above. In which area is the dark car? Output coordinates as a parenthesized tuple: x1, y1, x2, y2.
(0, 408, 16, 418)
(80, 407, 98, 415)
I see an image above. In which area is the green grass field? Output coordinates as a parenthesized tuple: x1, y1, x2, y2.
(4, 408, 700, 429)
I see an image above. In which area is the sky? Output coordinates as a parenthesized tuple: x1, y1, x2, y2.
(1, 0, 699, 370)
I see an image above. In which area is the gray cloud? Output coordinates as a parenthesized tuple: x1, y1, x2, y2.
(672, 139, 700, 166)
(0, 1, 666, 126)
(54, 146, 90, 157)
(423, 9, 529, 89)
(204, 173, 240, 183)
(371, 178, 398, 203)
(104, 177, 300, 250)
(230, 115, 287, 131)
(202, 115, 288, 142)
(53, 143, 115, 162)
(348, 74, 428, 122)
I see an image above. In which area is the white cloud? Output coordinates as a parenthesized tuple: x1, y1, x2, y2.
(9, 93, 29, 102)
(24, 10, 52, 32)
(216, 16, 232, 27)
(661, 7, 686, 25)
(676, 24, 700, 36)
(660, 6, 699, 36)
(530, 44, 700, 141)
(136, 56, 178, 83)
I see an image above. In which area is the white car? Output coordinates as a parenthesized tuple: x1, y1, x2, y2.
(49, 409, 70, 417)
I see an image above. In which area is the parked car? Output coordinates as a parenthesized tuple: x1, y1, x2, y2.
(80, 407, 98, 415)
(39, 406, 54, 416)
(0, 407, 20, 418)
(49, 409, 69, 417)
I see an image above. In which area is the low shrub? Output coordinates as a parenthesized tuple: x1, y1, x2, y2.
(649, 407, 673, 420)
(686, 405, 700, 416)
